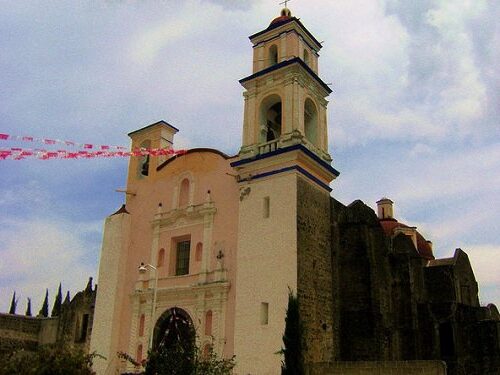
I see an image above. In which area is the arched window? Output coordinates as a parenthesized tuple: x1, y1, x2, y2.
(303, 49, 309, 66)
(139, 314, 145, 337)
(205, 310, 213, 336)
(269, 44, 278, 66)
(179, 178, 190, 207)
(136, 344, 143, 363)
(195, 242, 203, 262)
(157, 248, 165, 267)
(138, 140, 151, 177)
(304, 98, 318, 145)
(259, 95, 282, 143)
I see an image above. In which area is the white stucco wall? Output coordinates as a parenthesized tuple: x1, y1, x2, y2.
(89, 211, 130, 375)
(234, 172, 298, 375)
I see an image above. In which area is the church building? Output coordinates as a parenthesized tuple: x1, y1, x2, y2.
(89, 8, 500, 375)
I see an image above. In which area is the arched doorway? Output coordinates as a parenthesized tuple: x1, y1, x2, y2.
(153, 307, 195, 351)
(259, 94, 282, 143)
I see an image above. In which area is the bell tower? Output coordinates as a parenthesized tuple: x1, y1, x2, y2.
(232, 8, 339, 374)
(239, 7, 331, 162)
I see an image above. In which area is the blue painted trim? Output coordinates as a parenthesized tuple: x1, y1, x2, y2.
(249, 17, 322, 50)
(246, 165, 332, 192)
(239, 57, 332, 94)
(230, 143, 340, 177)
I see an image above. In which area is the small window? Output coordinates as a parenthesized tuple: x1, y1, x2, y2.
(176, 240, 191, 276)
(195, 242, 203, 262)
(263, 197, 270, 218)
(139, 314, 145, 337)
(179, 178, 190, 207)
(269, 44, 278, 66)
(157, 248, 165, 267)
(205, 310, 213, 336)
(260, 302, 269, 325)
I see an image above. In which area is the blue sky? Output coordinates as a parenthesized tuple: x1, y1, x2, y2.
(1, 0, 499, 313)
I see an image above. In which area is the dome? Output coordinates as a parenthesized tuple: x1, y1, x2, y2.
(270, 8, 292, 26)
(379, 219, 435, 260)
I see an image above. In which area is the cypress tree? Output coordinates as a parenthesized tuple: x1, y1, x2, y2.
(38, 289, 49, 317)
(8, 291, 17, 314)
(51, 283, 62, 317)
(281, 289, 304, 375)
(26, 298, 32, 316)
(64, 290, 71, 305)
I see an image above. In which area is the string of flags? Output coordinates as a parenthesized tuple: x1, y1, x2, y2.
(0, 132, 186, 160)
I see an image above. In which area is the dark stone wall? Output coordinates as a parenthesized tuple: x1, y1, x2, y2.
(296, 176, 334, 365)
(0, 283, 95, 355)
(328, 199, 500, 375)
(334, 200, 393, 361)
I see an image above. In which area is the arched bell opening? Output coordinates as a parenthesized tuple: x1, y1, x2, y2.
(138, 140, 151, 177)
(303, 49, 310, 66)
(269, 44, 278, 66)
(259, 94, 282, 143)
(152, 307, 195, 352)
(304, 98, 318, 146)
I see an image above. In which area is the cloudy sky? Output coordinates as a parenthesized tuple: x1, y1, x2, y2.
(0, 0, 498, 314)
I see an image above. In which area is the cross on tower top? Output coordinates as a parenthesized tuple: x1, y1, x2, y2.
(279, 0, 291, 9)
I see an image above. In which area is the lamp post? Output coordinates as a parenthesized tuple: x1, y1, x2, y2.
(139, 262, 159, 350)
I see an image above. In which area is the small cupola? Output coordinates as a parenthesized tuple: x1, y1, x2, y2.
(376, 197, 394, 220)
(270, 7, 292, 26)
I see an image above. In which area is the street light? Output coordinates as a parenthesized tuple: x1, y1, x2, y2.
(138, 262, 158, 350)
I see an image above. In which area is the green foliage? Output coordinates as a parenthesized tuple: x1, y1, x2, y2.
(8, 291, 17, 314)
(38, 289, 49, 317)
(281, 289, 304, 375)
(0, 345, 97, 375)
(120, 341, 235, 375)
(51, 283, 63, 317)
(25, 298, 32, 316)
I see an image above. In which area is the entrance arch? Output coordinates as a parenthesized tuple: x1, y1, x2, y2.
(152, 307, 195, 351)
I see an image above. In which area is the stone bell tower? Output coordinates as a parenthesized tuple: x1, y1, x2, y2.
(232, 8, 339, 374)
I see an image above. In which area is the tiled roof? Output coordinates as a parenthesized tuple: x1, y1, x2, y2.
(379, 219, 434, 260)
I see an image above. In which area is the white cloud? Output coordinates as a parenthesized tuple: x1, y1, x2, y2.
(0, 218, 98, 314)
(464, 244, 500, 287)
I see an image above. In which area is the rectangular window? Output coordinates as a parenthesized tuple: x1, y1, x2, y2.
(263, 196, 270, 218)
(260, 302, 269, 325)
(176, 240, 191, 275)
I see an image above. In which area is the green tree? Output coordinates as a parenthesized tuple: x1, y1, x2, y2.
(38, 289, 49, 317)
(281, 289, 304, 375)
(0, 345, 97, 375)
(25, 298, 32, 317)
(119, 341, 235, 375)
(51, 283, 62, 317)
(8, 291, 17, 315)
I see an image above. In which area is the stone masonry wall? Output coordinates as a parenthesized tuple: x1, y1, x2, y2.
(0, 314, 49, 354)
(305, 360, 447, 375)
(296, 177, 334, 365)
